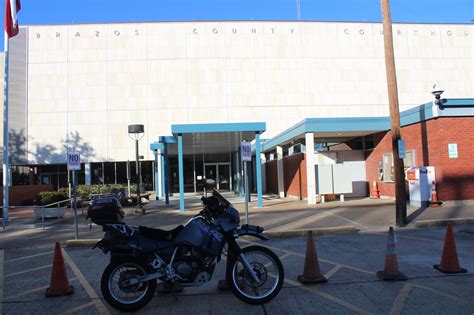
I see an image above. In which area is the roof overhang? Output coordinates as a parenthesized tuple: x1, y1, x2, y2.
(162, 122, 266, 155)
(262, 117, 388, 152)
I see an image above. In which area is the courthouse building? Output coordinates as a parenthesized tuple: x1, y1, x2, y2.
(1, 21, 473, 208)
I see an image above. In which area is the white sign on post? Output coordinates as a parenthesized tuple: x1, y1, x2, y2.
(240, 141, 252, 224)
(448, 143, 458, 158)
(67, 151, 81, 171)
(67, 151, 80, 239)
(241, 141, 252, 162)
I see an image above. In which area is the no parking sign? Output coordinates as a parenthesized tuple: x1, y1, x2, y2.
(67, 151, 81, 171)
(240, 141, 252, 162)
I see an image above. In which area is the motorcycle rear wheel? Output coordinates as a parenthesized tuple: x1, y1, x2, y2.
(230, 245, 284, 305)
(101, 261, 156, 312)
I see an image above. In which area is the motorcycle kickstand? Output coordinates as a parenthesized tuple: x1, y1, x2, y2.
(171, 282, 178, 301)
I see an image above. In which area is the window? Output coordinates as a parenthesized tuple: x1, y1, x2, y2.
(382, 150, 415, 182)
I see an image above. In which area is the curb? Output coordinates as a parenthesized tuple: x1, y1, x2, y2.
(266, 226, 358, 238)
(66, 239, 101, 247)
(415, 217, 474, 228)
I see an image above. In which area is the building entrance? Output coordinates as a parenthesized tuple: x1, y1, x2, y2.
(204, 163, 231, 191)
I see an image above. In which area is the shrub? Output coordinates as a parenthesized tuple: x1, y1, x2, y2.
(35, 191, 69, 206)
(58, 187, 69, 197)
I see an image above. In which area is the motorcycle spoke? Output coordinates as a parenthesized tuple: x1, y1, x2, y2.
(233, 251, 280, 300)
(108, 263, 149, 305)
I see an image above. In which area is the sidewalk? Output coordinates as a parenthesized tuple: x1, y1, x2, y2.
(1, 195, 472, 250)
(139, 195, 473, 232)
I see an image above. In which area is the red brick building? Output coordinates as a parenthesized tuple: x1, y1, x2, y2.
(261, 98, 474, 205)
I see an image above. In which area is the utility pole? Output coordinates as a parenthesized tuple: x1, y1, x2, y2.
(381, 0, 407, 226)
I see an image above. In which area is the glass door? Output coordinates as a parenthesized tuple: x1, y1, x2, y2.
(204, 163, 231, 192)
(205, 164, 218, 186)
(218, 164, 231, 191)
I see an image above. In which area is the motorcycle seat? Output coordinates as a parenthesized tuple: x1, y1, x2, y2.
(139, 225, 184, 241)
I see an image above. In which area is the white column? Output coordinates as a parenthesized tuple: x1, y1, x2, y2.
(276, 146, 285, 198)
(261, 153, 267, 193)
(85, 162, 91, 185)
(234, 151, 240, 194)
(157, 153, 163, 198)
(305, 133, 316, 204)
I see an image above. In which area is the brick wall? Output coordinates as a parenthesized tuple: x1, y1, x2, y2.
(264, 154, 308, 199)
(283, 153, 307, 199)
(0, 184, 53, 206)
(366, 117, 474, 201)
(265, 160, 278, 195)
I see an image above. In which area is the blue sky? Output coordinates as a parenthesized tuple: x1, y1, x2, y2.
(2, 0, 472, 49)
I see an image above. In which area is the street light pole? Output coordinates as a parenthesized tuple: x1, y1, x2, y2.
(381, 0, 407, 226)
(135, 138, 141, 212)
(128, 124, 145, 215)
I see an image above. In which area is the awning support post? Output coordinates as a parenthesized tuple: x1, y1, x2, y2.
(305, 133, 316, 204)
(160, 154, 165, 199)
(178, 133, 185, 212)
(255, 133, 263, 208)
(153, 150, 159, 200)
(164, 143, 169, 205)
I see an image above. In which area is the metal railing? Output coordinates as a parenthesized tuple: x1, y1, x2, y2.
(39, 198, 73, 230)
(0, 198, 86, 231)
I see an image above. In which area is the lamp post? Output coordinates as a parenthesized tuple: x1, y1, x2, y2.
(128, 124, 145, 214)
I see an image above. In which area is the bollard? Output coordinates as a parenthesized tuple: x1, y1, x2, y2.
(42, 206, 45, 230)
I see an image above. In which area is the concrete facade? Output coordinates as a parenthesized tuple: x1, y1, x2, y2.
(5, 21, 472, 164)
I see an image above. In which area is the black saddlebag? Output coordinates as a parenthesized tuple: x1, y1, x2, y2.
(87, 196, 124, 225)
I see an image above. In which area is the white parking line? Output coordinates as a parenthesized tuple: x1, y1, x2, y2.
(412, 283, 474, 307)
(284, 277, 373, 315)
(324, 265, 343, 280)
(62, 249, 109, 315)
(244, 239, 474, 307)
(389, 283, 413, 315)
(4, 264, 52, 278)
(3, 278, 78, 301)
(4, 251, 54, 263)
(60, 301, 95, 315)
(243, 239, 377, 276)
(319, 209, 369, 230)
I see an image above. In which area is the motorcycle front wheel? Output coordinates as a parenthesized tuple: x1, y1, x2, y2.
(101, 261, 156, 312)
(230, 245, 284, 305)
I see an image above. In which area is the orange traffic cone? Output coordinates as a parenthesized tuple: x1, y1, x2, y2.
(377, 227, 407, 281)
(45, 242, 74, 297)
(297, 231, 327, 284)
(370, 180, 380, 199)
(433, 223, 467, 274)
(430, 181, 442, 207)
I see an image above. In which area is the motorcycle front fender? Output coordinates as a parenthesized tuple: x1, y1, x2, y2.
(236, 224, 269, 241)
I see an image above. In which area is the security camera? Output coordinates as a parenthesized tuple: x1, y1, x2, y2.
(431, 90, 444, 100)
(431, 88, 445, 109)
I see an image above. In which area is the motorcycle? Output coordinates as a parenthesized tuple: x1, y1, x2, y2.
(92, 181, 284, 312)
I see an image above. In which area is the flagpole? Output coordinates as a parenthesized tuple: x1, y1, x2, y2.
(2, 30, 9, 229)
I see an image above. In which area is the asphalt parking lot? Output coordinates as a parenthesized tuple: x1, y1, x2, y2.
(1, 225, 473, 314)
